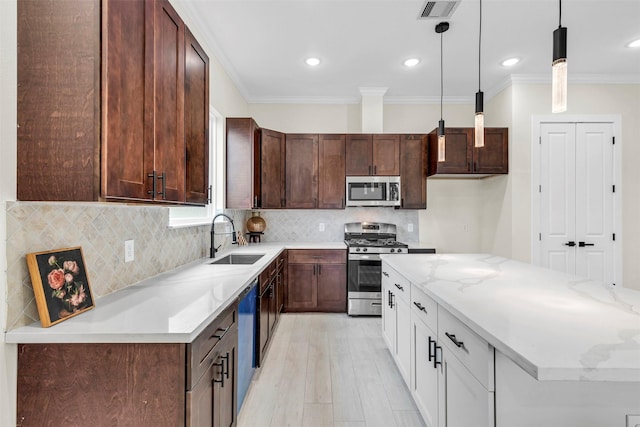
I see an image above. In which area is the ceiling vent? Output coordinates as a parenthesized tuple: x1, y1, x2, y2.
(418, 1, 461, 19)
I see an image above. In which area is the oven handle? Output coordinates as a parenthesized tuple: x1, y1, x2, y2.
(348, 254, 382, 261)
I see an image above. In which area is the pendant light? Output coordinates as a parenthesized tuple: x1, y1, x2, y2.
(552, 0, 567, 113)
(474, 0, 484, 148)
(436, 22, 449, 162)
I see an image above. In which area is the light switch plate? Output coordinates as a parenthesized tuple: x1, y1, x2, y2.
(319, 223, 325, 232)
(407, 223, 414, 232)
(124, 240, 134, 263)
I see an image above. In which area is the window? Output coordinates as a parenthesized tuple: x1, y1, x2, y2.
(169, 108, 224, 227)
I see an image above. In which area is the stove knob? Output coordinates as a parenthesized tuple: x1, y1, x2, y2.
(363, 248, 368, 252)
(356, 247, 361, 252)
(390, 248, 395, 253)
(397, 248, 402, 253)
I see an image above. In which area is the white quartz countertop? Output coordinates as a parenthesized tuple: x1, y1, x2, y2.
(380, 253, 640, 382)
(5, 242, 345, 344)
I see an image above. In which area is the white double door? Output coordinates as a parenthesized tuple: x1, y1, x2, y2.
(539, 122, 615, 285)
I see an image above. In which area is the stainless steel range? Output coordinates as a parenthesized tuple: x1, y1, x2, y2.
(345, 222, 408, 316)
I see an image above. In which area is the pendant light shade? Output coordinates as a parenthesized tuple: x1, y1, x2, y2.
(474, 0, 484, 148)
(436, 22, 449, 162)
(552, 0, 567, 113)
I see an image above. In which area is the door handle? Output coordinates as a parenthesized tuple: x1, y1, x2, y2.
(578, 241, 595, 247)
(564, 241, 576, 247)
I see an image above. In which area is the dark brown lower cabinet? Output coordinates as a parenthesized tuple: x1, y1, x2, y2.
(286, 249, 347, 312)
(17, 302, 238, 427)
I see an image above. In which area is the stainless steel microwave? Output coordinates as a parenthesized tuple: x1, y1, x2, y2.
(345, 176, 401, 207)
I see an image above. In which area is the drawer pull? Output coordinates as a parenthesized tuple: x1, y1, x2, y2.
(394, 283, 404, 291)
(445, 332, 465, 349)
(221, 353, 230, 380)
(413, 301, 426, 312)
(213, 360, 225, 387)
(211, 326, 230, 339)
(428, 336, 435, 363)
(382, 271, 389, 277)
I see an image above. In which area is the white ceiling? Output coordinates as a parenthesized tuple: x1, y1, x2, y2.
(176, 0, 640, 103)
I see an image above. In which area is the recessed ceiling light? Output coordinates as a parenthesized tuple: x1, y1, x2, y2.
(501, 57, 520, 67)
(627, 39, 640, 48)
(305, 57, 321, 66)
(403, 58, 420, 67)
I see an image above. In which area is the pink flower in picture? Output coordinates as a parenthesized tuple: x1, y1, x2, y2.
(47, 269, 65, 290)
(63, 260, 80, 275)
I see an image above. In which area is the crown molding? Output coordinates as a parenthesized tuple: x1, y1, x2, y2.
(359, 87, 389, 97)
(384, 95, 473, 105)
(247, 96, 361, 105)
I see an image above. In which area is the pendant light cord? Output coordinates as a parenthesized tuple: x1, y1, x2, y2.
(558, 0, 562, 28)
(440, 31, 443, 120)
(478, 0, 482, 91)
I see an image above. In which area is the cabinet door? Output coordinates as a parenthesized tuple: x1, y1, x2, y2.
(345, 134, 373, 175)
(213, 328, 237, 427)
(261, 129, 286, 208)
(286, 134, 319, 208)
(439, 346, 491, 427)
(226, 118, 260, 209)
(152, 0, 185, 202)
(318, 134, 346, 208)
(412, 317, 439, 427)
(258, 284, 271, 365)
(372, 134, 400, 175)
(186, 358, 214, 427)
(429, 128, 473, 175)
(382, 286, 396, 352)
(184, 27, 209, 205)
(396, 296, 411, 384)
(316, 263, 347, 312)
(400, 135, 427, 209)
(102, 0, 152, 201)
(269, 280, 278, 334)
(286, 264, 317, 310)
(474, 128, 508, 174)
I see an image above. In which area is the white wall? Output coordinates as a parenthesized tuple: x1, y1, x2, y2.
(496, 83, 640, 289)
(0, 1, 17, 425)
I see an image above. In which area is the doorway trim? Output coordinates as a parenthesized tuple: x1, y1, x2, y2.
(531, 115, 622, 286)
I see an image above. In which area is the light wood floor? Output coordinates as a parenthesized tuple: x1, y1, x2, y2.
(238, 313, 426, 427)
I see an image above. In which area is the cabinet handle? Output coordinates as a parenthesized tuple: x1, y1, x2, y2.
(394, 283, 404, 292)
(473, 162, 477, 172)
(467, 162, 471, 172)
(318, 264, 322, 275)
(428, 336, 435, 363)
(211, 326, 230, 339)
(434, 343, 442, 368)
(389, 292, 395, 309)
(445, 332, 465, 349)
(413, 301, 426, 312)
(222, 352, 230, 380)
(368, 165, 372, 175)
(147, 171, 156, 198)
(208, 185, 213, 204)
(254, 196, 258, 208)
(156, 172, 166, 199)
(373, 165, 377, 175)
(313, 265, 316, 276)
(382, 271, 389, 277)
(579, 241, 595, 247)
(213, 359, 225, 387)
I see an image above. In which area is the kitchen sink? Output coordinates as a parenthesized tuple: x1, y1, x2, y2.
(210, 254, 265, 265)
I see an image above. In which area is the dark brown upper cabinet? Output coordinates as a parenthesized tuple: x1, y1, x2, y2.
(184, 27, 210, 205)
(17, 0, 209, 204)
(226, 118, 261, 209)
(428, 127, 508, 177)
(400, 135, 428, 209)
(318, 134, 346, 209)
(261, 129, 286, 209)
(345, 134, 400, 176)
(285, 134, 319, 209)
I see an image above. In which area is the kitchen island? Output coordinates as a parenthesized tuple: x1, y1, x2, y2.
(380, 253, 640, 427)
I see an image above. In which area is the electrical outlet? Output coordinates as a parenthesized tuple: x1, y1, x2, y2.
(407, 223, 414, 232)
(627, 415, 640, 427)
(319, 223, 325, 232)
(124, 240, 134, 263)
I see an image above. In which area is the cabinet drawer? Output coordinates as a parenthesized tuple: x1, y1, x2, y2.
(382, 264, 410, 303)
(438, 306, 493, 390)
(410, 284, 437, 331)
(288, 249, 346, 264)
(187, 302, 237, 390)
(260, 260, 277, 292)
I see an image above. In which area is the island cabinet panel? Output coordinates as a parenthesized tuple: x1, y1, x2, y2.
(428, 127, 508, 177)
(184, 27, 210, 205)
(17, 0, 101, 201)
(286, 249, 347, 312)
(285, 134, 319, 209)
(400, 135, 427, 209)
(318, 134, 346, 208)
(261, 129, 286, 209)
(226, 118, 261, 209)
(17, 343, 186, 426)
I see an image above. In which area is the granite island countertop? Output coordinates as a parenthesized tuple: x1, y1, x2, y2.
(380, 253, 640, 382)
(5, 242, 346, 344)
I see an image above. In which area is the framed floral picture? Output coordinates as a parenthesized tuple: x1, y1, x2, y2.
(26, 247, 95, 327)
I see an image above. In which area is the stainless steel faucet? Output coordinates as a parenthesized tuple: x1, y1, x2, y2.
(210, 213, 237, 258)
